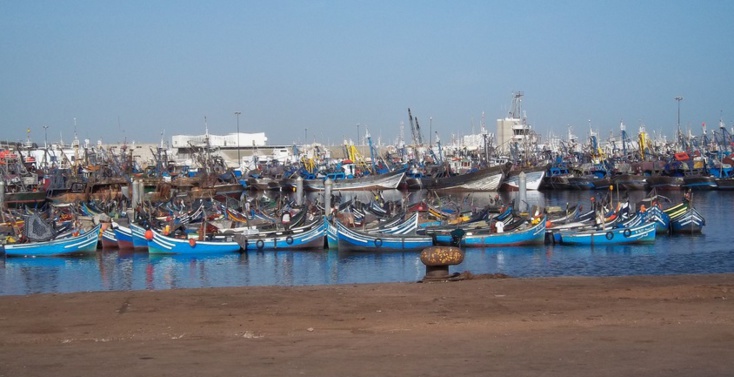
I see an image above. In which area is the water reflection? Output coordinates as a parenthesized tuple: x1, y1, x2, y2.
(2, 190, 734, 295)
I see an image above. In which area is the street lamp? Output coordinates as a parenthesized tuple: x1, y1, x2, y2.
(234, 111, 241, 165)
(43, 125, 48, 149)
(429, 117, 433, 147)
(356, 123, 360, 145)
(675, 96, 683, 144)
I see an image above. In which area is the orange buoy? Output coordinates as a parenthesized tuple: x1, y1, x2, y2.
(145, 229, 154, 241)
(545, 220, 553, 228)
(188, 238, 196, 247)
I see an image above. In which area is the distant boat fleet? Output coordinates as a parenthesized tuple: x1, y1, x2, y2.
(0, 91, 720, 258)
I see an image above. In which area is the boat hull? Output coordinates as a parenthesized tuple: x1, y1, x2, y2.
(502, 169, 546, 191)
(235, 220, 326, 251)
(433, 219, 546, 247)
(559, 222, 656, 245)
(4, 224, 101, 257)
(423, 166, 505, 191)
(148, 231, 241, 255)
(336, 221, 434, 252)
(304, 170, 405, 191)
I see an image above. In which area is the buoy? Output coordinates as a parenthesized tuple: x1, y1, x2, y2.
(145, 229, 154, 241)
(189, 238, 196, 247)
(546, 220, 553, 228)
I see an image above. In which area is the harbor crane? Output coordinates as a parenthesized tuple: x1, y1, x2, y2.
(407, 108, 424, 147)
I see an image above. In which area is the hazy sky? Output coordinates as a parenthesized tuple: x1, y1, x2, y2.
(2, 0, 733, 147)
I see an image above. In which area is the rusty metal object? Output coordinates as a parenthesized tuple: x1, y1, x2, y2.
(420, 246, 464, 281)
(420, 246, 464, 266)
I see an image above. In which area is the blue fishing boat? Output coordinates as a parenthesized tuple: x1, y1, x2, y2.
(336, 220, 434, 252)
(129, 223, 150, 250)
(664, 198, 705, 234)
(100, 228, 119, 250)
(113, 225, 135, 249)
(235, 218, 326, 251)
(668, 207, 705, 234)
(4, 224, 102, 257)
(558, 221, 656, 246)
(640, 205, 670, 233)
(432, 217, 547, 247)
(148, 229, 241, 255)
(326, 218, 338, 249)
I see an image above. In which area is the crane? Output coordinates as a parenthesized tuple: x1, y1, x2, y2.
(407, 108, 423, 147)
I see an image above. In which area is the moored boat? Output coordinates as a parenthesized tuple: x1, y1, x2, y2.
(336, 220, 434, 252)
(501, 166, 547, 191)
(558, 221, 656, 246)
(304, 169, 406, 191)
(422, 164, 507, 191)
(233, 217, 326, 251)
(4, 224, 102, 257)
(147, 229, 241, 254)
(430, 216, 546, 247)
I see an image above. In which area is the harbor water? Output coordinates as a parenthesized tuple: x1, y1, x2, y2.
(1, 189, 733, 296)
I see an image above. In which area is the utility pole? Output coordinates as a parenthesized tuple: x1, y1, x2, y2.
(675, 96, 683, 147)
(234, 111, 241, 165)
(429, 117, 433, 147)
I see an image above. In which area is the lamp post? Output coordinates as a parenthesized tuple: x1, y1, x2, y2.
(356, 123, 360, 145)
(429, 117, 433, 147)
(675, 96, 683, 145)
(234, 111, 241, 165)
(43, 124, 49, 168)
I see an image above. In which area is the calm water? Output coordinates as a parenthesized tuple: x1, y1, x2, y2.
(2, 189, 733, 296)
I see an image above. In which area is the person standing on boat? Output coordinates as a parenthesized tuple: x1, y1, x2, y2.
(495, 220, 505, 233)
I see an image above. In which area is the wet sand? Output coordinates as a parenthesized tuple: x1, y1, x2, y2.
(0, 273, 732, 377)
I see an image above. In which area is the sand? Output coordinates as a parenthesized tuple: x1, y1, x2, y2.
(0, 273, 732, 377)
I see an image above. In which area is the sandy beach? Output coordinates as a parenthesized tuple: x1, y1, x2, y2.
(0, 273, 732, 377)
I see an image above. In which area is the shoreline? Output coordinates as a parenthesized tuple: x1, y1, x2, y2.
(1, 273, 733, 376)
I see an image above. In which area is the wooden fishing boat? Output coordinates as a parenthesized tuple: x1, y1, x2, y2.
(666, 205, 705, 234)
(303, 169, 406, 191)
(431, 217, 547, 247)
(682, 175, 717, 190)
(100, 228, 119, 250)
(4, 224, 102, 257)
(147, 228, 241, 255)
(129, 223, 150, 250)
(639, 205, 670, 234)
(113, 224, 135, 249)
(558, 221, 656, 246)
(421, 165, 506, 191)
(645, 175, 684, 191)
(325, 218, 338, 248)
(336, 220, 434, 252)
(612, 174, 647, 191)
(233, 217, 326, 251)
(501, 166, 547, 191)
(113, 223, 149, 250)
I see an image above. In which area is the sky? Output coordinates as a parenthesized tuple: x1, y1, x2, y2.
(2, 0, 733, 147)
